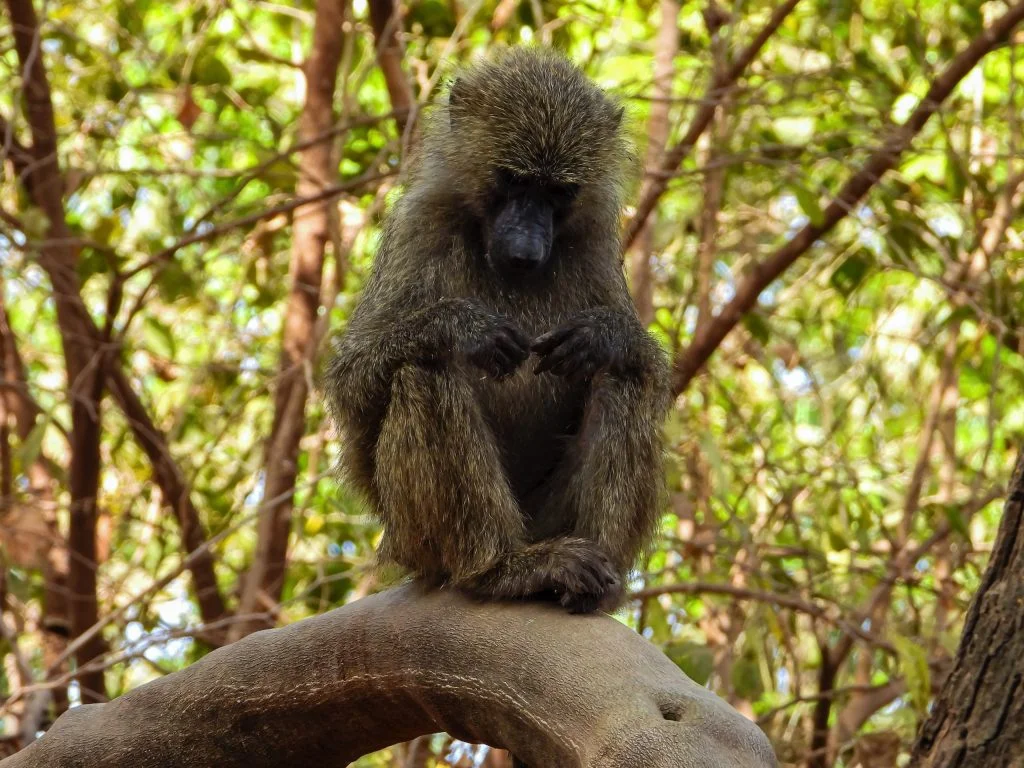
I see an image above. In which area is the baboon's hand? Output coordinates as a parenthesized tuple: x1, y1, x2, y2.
(532, 310, 625, 382)
(541, 538, 621, 614)
(420, 299, 530, 378)
(463, 311, 531, 380)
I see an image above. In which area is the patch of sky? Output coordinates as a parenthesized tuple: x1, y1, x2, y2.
(773, 361, 813, 395)
(246, 471, 266, 506)
(929, 212, 962, 238)
(777, 667, 790, 695)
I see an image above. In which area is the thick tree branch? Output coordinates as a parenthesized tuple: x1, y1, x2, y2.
(670, 0, 1024, 395)
(622, 0, 802, 251)
(0, 280, 71, 715)
(0, 585, 778, 768)
(124, 170, 392, 280)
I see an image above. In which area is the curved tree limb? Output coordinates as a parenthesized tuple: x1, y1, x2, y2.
(0, 585, 778, 768)
(670, 0, 1024, 395)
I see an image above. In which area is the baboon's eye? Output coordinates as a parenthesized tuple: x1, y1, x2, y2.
(496, 168, 530, 195)
(552, 183, 581, 204)
(546, 182, 580, 213)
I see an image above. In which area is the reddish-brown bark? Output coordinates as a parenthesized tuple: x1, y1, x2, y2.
(627, 0, 679, 326)
(4, 0, 229, 650)
(234, 0, 351, 640)
(6, 0, 107, 701)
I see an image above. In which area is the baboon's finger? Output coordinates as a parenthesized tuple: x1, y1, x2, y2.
(549, 349, 591, 378)
(495, 328, 530, 360)
(501, 323, 532, 352)
(488, 347, 518, 377)
(535, 333, 588, 375)
(531, 324, 575, 354)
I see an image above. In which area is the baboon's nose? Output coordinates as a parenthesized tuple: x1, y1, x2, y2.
(507, 234, 547, 272)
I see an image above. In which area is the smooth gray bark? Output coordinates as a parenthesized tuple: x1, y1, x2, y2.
(1, 584, 777, 767)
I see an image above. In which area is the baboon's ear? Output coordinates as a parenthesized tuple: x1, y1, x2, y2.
(612, 104, 625, 127)
(448, 77, 469, 130)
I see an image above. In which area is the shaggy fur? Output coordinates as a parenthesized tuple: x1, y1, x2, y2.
(326, 47, 671, 613)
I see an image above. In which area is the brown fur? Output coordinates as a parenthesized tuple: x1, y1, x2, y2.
(326, 48, 671, 613)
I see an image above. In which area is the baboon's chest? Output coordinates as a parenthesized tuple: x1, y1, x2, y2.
(473, 367, 582, 503)
(458, 256, 596, 497)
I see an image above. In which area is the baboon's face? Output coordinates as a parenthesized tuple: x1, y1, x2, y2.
(483, 168, 580, 280)
(445, 50, 624, 280)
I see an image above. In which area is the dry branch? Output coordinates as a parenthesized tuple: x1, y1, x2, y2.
(1, 585, 778, 768)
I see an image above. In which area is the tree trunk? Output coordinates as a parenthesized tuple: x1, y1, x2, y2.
(3, 0, 229, 639)
(369, 0, 413, 135)
(627, 0, 678, 325)
(5, 0, 107, 703)
(234, 0, 350, 641)
(910, 453, 1024, 766)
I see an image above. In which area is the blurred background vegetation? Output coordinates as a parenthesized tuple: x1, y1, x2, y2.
(1, 0, 1023, 765)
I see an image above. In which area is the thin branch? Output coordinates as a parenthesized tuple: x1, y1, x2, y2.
(122, 169, 393, 280)
(631, 581, 891, 650)
(622, 0, 802, 251)
(671, 0, 1024, 394)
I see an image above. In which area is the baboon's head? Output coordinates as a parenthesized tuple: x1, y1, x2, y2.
(435, 47, 627, 281)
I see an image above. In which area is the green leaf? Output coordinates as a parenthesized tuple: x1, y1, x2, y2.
(730, 651, 764, 700)
(665, 641, 714, 685)
(77, 249, 109, 282)
(792, 185, 825, 227)
(773, 116, 816, 145)
(407, 0, 456, 37)
(830, 254, 871, 296)
(644, 597, 672, 643)
(942, 505, 970, 539)
(743, 313, 771, 345)
(194, 54, 232, 86)
(18, 417, 49, 472)
(945, 149, 967, 199)
(143, 317, 177, 358)
(892, 635, 931, 712)
(156, 261, 198, 303)
(20, 207, 51, 239)
(901, 154, 945, 184)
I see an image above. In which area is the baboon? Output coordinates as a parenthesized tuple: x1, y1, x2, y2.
(327, 47, 671, 613)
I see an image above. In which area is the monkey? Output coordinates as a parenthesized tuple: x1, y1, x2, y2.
(326, 47, 671, 614)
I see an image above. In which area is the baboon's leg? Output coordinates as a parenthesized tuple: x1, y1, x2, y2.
(532, 375, 664, 597)
(376, 365, 619, 611)
(374, 365, 524, 581)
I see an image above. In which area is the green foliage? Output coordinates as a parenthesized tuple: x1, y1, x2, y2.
(1, 0, 1022, 765)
